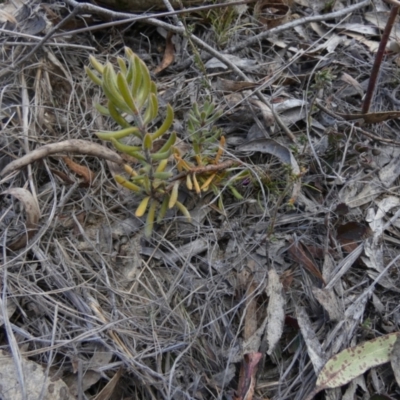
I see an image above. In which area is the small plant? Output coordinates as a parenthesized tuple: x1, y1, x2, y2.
(312, 68, 336, 90)
(86, 48, 188, 237)
(86, 48, 249, 236)
(206, 4, 237, 48)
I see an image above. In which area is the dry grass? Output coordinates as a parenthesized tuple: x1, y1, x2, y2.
(1, 1, 400, 399)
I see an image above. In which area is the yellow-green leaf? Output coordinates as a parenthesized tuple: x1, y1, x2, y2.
(142, 175, 151, 193)
(155, 158, 168, 173)
(151, 104, 174, 140)
(137, 57, 151, 108)
(143, 93, 159, 125)
(117, 72, 138, 114)
(126, 52, 136, 85)
(157, 131, 176, 154)
(157, 196, 169, 223)
(85, 67, 102, 86)
(107, 101, 131, 128)
(150, 81, 157, 95)
(96, 126, 140, 141)
(150, 149, 171, 161)
(145, 199, 157, 237)
(102, 63, 131, 114)
(135, 196, 151, 217)
(192, 174, 201, 194)
(153, 172, 173, 180)
(168, 181, 180, 209)
(132, 54, 142, 99)
(95, 103, 110, 116)
(89, 55, 104, 74)
(143, 133, 153, 150)
(229, 185, 244, 200)
(117, 57, 127, 75)
(114, 175, 141, 192)
(175, 201, 191, 222)
(186, 174, 193, 190)
(110, 138, 141, 154)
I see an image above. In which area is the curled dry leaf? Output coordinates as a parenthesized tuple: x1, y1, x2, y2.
(1, 188, 40, 250)
(153, 31, 175, 74)
(337, 110, 400, 124)
(288, 239, 325, 284)
(254, 0, 291, 30)
(234, 352, 263, 400)
(0, 139, 124, 178)
(63, 156, 95, 184)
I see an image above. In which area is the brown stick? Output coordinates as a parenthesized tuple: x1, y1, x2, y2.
(362, 4, 399, 113)
(1, 139, 123, 177)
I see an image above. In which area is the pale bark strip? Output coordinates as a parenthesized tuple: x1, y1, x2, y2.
(1, 139, 123, 178)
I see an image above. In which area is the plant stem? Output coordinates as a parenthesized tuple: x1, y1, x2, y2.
(362, 4, 399, 113)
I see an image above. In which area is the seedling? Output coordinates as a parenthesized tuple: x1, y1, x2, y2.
(86, 48, 249, 236)
(86, 48, 188, 236)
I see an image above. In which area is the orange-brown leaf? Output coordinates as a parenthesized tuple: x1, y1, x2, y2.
(234, 353, 263, 400)
(288, 239, 325, 285)
(63, 156, 95, 184)
(153, 31, 175, 74)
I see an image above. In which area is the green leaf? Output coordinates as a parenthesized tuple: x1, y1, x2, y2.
(153, 171, 173, 180)
(135, 196, 151, 217)
(157, 131, 176, 154)
(132, 55, 143, 99)
(102, 63, 131, 114)
(151, 104, 174, 140)
(168, 181, 180, 208)
(117, 149, 146, 163)
(143, 93, 159, 125)
(110, 138, 141, 153)
(143, 133, 153, 150)
(313, 333, 400, 396)
(85, 67, 102, 86)
(150, 81, 157, 95)
(117, 72, 138, 114)
(150, 148, 171, 161)
(108, 101, 131, 129)
(228, 185, 243, 200)
(137, 57, 151, 108)
(175, 201, 191, 221)
(144, 199, 157, 237)
(114, 175, 141, 192)
(96, 126, 140, 141)
(89, 55, 104, 74)
(95, 103, 110, 116)
(156, 196, 169, 223)
(126, 52, 136, 84)
(117, 57, 128, 75)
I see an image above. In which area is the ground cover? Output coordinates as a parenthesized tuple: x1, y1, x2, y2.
(1, 0, 400, 399)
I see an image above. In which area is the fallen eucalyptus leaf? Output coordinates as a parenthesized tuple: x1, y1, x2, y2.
(306, 332, 400, 400)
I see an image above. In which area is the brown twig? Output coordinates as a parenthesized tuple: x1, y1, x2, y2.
(362, 3, 399, 113)
(315, 101, 400, 146)
(59, 0, 257, 38)
(0, 139, 124, 178)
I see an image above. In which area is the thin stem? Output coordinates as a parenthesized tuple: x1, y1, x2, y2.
(362, 4, 399, 113)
